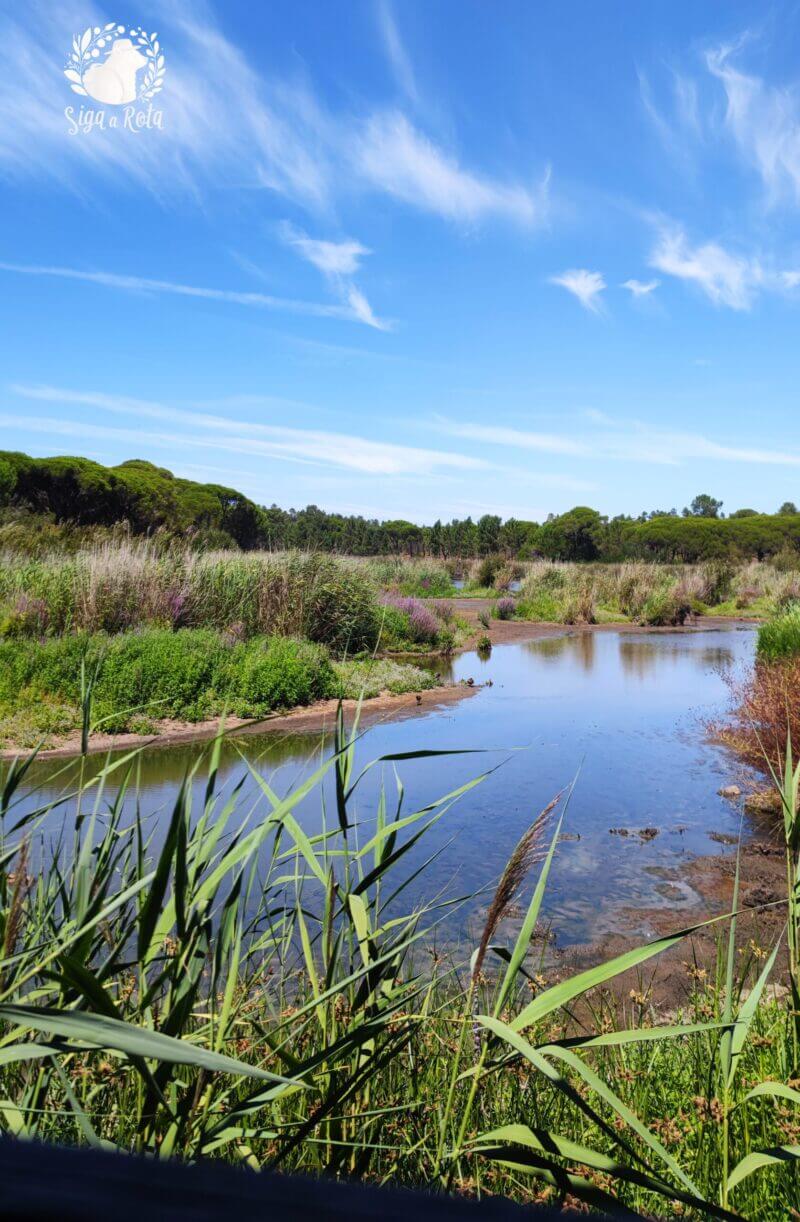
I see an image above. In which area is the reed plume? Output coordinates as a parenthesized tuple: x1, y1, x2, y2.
(1, 839, 29, 992)
(472, 791, 563, 988)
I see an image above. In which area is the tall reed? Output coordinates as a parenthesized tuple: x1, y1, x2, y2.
(0, 543, 379, 653)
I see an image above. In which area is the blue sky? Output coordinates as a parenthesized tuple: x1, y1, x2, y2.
(2, 1, 800, 523)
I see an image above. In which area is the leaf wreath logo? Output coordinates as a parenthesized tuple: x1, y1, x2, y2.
(64, 23, 166, 106)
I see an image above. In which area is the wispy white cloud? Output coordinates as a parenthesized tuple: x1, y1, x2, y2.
(0, 1, 333, 205)
(0, 1, 546, 230)
(280, 224, 370, 276)
(353, 111, 548, 226)
(548, 269, 605, 313)
(642, 37, 800, 213)
(0, 260, 389, 328)
(277, 223, 389, 329)
(9, 385, 487, 477)
(621, 278, 660, 297)
(649, 228, 761, 309)
(342, 285, 389, 330)
(706, 40, 800, 207)
(638, 67, 703, 169)
(376, 0, 419, 103)
(437, 420, 586, 457)
(437, 413, 800, 468)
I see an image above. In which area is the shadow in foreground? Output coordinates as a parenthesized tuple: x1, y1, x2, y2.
(0, 1137, 618, 1221)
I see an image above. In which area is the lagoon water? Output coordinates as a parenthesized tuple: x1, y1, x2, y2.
(16, 627, 758, 947)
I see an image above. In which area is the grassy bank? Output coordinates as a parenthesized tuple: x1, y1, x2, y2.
(510, 560, 791, 627)
(0, 545, 464, 750)
(0, 629, 439, 749)
(0, 544, 380, 651)
(0, 723, 798, 1218)
(361, 555, 795, 625)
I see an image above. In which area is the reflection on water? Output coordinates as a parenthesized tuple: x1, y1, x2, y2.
(525, 631, 736, 680)
(617, 638, 735, 679)
(12, 628, 758, 947)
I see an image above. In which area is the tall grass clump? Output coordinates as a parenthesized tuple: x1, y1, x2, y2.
(359, 556, 456, 599)
(758, 604, 800, 663)
(0, 717, 798, 1217)
(0, 544, 380, 653)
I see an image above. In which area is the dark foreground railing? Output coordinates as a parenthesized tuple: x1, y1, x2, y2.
(0, 1137, 602, 1221)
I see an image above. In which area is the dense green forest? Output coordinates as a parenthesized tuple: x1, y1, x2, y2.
(3, 448, 800, 562)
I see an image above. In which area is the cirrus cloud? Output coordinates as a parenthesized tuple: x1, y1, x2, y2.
(548, 268, 606, 313)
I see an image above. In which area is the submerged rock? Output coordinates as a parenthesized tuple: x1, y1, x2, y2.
(718, 785, 741, 800)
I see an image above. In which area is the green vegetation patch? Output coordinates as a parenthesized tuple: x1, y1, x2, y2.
(0, 629, 444, 749)
(758, 603, 800, 661)
(0, 629, 338, 742)
(333, 657, 439, 699)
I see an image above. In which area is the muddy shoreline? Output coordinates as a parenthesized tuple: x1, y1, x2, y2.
(0, 680, 480, 761)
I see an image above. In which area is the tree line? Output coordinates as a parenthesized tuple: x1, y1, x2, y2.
(3, 449, 800, 562)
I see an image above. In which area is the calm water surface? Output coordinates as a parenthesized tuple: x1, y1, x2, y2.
(16, 628, 758, 946)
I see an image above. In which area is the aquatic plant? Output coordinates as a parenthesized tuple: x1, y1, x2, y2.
(495, 597, 516, 621)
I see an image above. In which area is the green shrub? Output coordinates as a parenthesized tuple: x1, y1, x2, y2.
(0, 628, 339, 736)
(701, 560, 736, 604)
(771, 544, 800, 573)
(473, 555, 504, 588)
(396, 566, 455, 598)
(437, 627, 455, 654)
(562, 582, 596, 625)
(515, 592, 562, 622)
(758, 604, 800, 661)
(227, 637, 336, 716)
(0, 632, 93, 705)
(638, 587, 692, 626)
(95, 629, 225, 727)
(0, 694, 77, 749)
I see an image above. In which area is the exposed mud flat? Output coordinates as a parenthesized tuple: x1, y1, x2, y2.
(559, 829, 787, 1013)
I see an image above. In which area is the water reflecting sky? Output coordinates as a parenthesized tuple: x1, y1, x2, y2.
(11, 627, 758, 947)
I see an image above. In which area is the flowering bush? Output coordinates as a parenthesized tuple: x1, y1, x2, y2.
(379, 595, 440, 646)
(496, 597, 516, 621)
